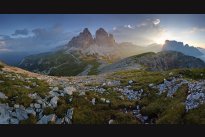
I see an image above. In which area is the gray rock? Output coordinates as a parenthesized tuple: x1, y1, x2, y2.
(105, 100, 110, 104)
(66, 108, 74, 120)
(108, 119, 114, 124)
(0, 104, 11, 124)
(34, 103, 41, 109)
(119, 95, 125, 100)
(49, 90, 60, 97)
(55, 118, 64, 124)
(35, 108, 42, 113)
(14, 104, 20, 109)
(26, 107, 36, 116)
(79, 92, 85, 96)
(37, 115, 48, 124)
(128, 80, 133, 84)
(32, 82, 37, 87)
(52, 87, 59, 92)
(28, 93, 39, 100)
(100, 98, 106, 102)
(63, 86, 76, 95)
(11, 112, 17, 117)
(148, 83, 154, 87)
(50, 96, 59, 107)
(47, 114, 56, 123)
(64, 117, 71, 124)
(0, 92, 8, 99)
(37, 100, 43, 104)
(9, 118, 19, 124)
(30, 103, 34, 108)
(91, 98, 96, 105)
(15, 108, 28, 121)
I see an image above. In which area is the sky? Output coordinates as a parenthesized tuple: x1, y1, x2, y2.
(1, 14, 205, 54)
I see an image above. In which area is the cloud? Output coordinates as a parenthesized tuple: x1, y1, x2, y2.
(152, 19, 160, 26)
(12, 28, 29, 36)
(184, 27, 205, 34)
(111, 18, 165, 46)
(0, 24, 74, 53)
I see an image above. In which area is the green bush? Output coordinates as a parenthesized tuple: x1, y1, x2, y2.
(184, 104, 205, 124)
(43, 107, 54, 115)
(156, 103, 185, 124)
(20, 114, 37, 124)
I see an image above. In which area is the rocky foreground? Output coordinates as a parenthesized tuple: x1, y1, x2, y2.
(0, 65, 205, 124)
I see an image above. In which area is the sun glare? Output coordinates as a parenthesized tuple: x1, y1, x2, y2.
(155, 32, 173, 45)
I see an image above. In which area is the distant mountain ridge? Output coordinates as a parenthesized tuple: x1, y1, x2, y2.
(100, 51, 205, 73)
(162, 40, 204, 57)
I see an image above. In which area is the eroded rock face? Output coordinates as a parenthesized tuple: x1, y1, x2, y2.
(68, 28, 94, 49)
(95, 28, 116, 47)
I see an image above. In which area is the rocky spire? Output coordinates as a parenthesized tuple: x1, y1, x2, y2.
(68, 28, 94, 48)
(95, 28, 116, 46)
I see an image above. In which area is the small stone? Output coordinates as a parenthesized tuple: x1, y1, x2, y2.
(169, 72, 173, 76)
(52, 87, 59, 91)
(30, 103, 34, 108)
(68, 98, 72, 103)
(100, 98, 106, 102)
(67, 108, 74, 120)
(37, 115, 48, 124)
(14, 104, 20, 109)
(79, 92, 85, 96)
(47, 114, 56, 122)
(55, 118, 64, 124)
(26, 107, 36, 116)
(119, 95, 124, 100)
(105, 100, 110, 104)
(91, 98, 95, 105)
(0, 92, 8, 99)
(128, 80, 133, 84)
(149, 83, 154, 87)
(63, 86, 76, 95)
(108, 119, 114, 124)
(50, 96, 59, 107)
(64, 117, 71, 124)
(9, 118, 19, 124)
(32, 82, 37, 87)
(34, 103, 41, 109)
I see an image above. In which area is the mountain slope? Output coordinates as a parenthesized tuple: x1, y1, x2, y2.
(2, 61, 205, 124)
(99, 51, 205, 73)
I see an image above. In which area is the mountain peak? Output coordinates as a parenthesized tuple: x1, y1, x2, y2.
(95, 28, 116, 46)
(82, 28, 91, 35)
(67, 28, 94, 49)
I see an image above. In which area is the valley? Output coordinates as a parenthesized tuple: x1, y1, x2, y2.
(1, 61, 205, 124)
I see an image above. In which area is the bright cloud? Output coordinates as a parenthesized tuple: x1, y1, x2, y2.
(111, 18, 165, 46)
(152, 19, 160, 25)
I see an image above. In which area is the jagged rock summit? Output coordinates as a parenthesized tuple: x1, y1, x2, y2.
(162, 40, 204, 57)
